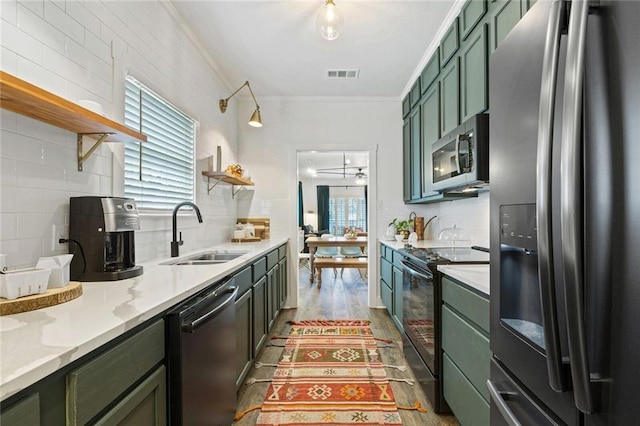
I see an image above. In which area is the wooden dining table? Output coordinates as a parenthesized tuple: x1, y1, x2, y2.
(305, 236, 367, 283)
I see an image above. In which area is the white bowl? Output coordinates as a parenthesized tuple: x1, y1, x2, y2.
(394, 234, 404, 242)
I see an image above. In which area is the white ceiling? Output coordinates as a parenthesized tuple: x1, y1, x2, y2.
(169, 0, 462, 98)
(298, 151, 368, 181)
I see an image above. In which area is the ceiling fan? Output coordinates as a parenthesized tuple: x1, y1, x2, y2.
(314, 153, 368, 179)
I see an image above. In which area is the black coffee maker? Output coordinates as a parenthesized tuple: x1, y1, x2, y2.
(69, 196, 143, 281)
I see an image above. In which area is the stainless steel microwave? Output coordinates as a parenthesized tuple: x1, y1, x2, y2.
(432, 114, 489, 192)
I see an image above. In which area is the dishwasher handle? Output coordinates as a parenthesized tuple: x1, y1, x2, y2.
(182, 285, 238, 333)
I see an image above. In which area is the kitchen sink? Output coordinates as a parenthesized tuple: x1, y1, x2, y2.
(160, 251, 248, 266)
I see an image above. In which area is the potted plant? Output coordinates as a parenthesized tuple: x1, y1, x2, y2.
(389, 218, 414, 239)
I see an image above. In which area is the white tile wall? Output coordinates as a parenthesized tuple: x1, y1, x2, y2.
(0, 0, 239, 269)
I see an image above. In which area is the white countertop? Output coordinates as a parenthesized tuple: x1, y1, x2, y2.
(0, 238, 287, 401)
(437, 264, 490, 296)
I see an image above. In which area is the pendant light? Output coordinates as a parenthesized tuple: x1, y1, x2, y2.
(316, 0, 343, 41)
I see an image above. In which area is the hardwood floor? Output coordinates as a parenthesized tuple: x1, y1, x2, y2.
(234, 265, 459, 425)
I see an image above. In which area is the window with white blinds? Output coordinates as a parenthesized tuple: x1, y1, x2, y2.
(123, 76, 195, 210)
(328, 197, 366, 234)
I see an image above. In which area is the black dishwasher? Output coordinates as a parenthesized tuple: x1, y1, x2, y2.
(166, 276, 238, 425)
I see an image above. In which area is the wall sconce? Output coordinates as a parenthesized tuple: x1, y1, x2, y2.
(219, 81, 262, 127)
(316, 0, 343, 41)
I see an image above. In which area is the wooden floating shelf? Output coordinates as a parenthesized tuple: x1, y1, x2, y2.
(202, 171, 254, 197)
(0, 71, 146, 171)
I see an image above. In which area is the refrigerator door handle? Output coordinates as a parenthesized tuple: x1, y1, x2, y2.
(560, 0, 593, 414)
(535, 0, 565, 393)
(487, 379, 522, 426)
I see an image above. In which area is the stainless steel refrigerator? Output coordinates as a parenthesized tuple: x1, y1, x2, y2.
(489, 0, 640, 424)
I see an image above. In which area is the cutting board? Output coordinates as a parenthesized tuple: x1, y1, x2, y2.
(0, 282, 83, 316)
(237, 218, 270, 239)
(230, 237, 262, 243)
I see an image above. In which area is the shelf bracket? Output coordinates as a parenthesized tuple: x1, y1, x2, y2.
(206, 176, 223, 194)
(77, 133, 114, 171)
(232, 185, 246, 199)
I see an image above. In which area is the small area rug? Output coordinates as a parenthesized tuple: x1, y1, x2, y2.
(235, 319, 426, 425)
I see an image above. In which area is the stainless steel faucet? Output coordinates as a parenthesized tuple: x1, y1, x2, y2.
(171, 202, 203, 257)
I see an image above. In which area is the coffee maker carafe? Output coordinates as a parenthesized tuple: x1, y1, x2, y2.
(69, 197, 143, 281)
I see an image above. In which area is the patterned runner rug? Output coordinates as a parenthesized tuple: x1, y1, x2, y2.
(235, 319, 427, 425)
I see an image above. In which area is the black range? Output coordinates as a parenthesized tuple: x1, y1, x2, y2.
(398, 245, 489, 413)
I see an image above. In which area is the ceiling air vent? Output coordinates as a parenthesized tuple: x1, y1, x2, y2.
(327, 69, 360, 79)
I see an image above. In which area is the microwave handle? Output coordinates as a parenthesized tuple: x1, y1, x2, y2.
(456, 134, 472, 173)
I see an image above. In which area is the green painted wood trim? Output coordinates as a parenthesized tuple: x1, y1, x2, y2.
(392, 250, 404, 269)
(252, 276, 268, 354)
(442, 276, 490, 332)
(443, 354, 490, 426)
(94, 366, 167, 426)
(266, 250, 279, 270)
(460, 24, 489, 121)
(403, 119, 412, 202)
(0, 393, 40, 426)
(442, 305, 491, 401)
(440, 18, 460, 67)
(66, 320, 165, 425)
(278, 244, 287, 260)
(461, 0, 488, 39)
(420, 49, 440, 94)
(410, 106, 422, 200)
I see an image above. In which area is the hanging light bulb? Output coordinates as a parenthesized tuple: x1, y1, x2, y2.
(316, 0, 344, 41)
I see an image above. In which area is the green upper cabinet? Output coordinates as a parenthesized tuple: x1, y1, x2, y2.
(410, 106, 422, 200)
(420, 82, 441, 198)
(440, 18, 460, 67)
(460, 0, 487, 40)
(409, 80, 421, 108)
(402, 94, 411, 118)
(440, 57, 460, 136)
(420, 49, 440, 95)
(460, 23, 489, 121)
(490, 0, 523, 52)
(402, 119, 411, 202)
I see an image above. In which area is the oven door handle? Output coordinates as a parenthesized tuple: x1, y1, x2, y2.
(401, 261, 432, 281)
(487, 379, 522, 426)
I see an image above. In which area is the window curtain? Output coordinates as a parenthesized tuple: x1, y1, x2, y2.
(364, 185, 368, 231)
(316, 185, 330, 234)
(298, 181, 304, 227)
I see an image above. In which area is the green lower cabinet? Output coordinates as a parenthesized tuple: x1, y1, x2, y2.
(381, 280, 393, 314)
(235, 289, 253, 389)
(0, 393, 40, 426)
(443, 354, 489, 426)
(278, 258, 287, 309)
(252, 275, 268, 354)
(266, 266, 277, 331)
(392, 266, 403, 331)
(94, 366, 167, 426)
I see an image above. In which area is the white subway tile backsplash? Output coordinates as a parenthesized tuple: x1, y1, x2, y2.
(0, 213, 17, 240)
(66, 0, 100, 36)
(0, 238, 42, 269)
(15, 160, 65, 190)
(0, 109, 18, 132)
(64, 169, 102, 194)
(84, 28, 110, 63)
(16, 113, 66, 145)
(0, 2, 17, 25)
(0, 186, 43, 213)
(16, 3, 65, 54)
(1, 18, 44, 65)
(0, 158, 17, 186)
(16, 55, 66, 97)
(44, 44, 85, 83)
(42, 189, 70, 214)
(0, 130, 44, 163)
(17, 0, 43, 18)
(0, 45, 18, 75)
(44, 0, 84, 43)
(17, 213, 55, 239)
